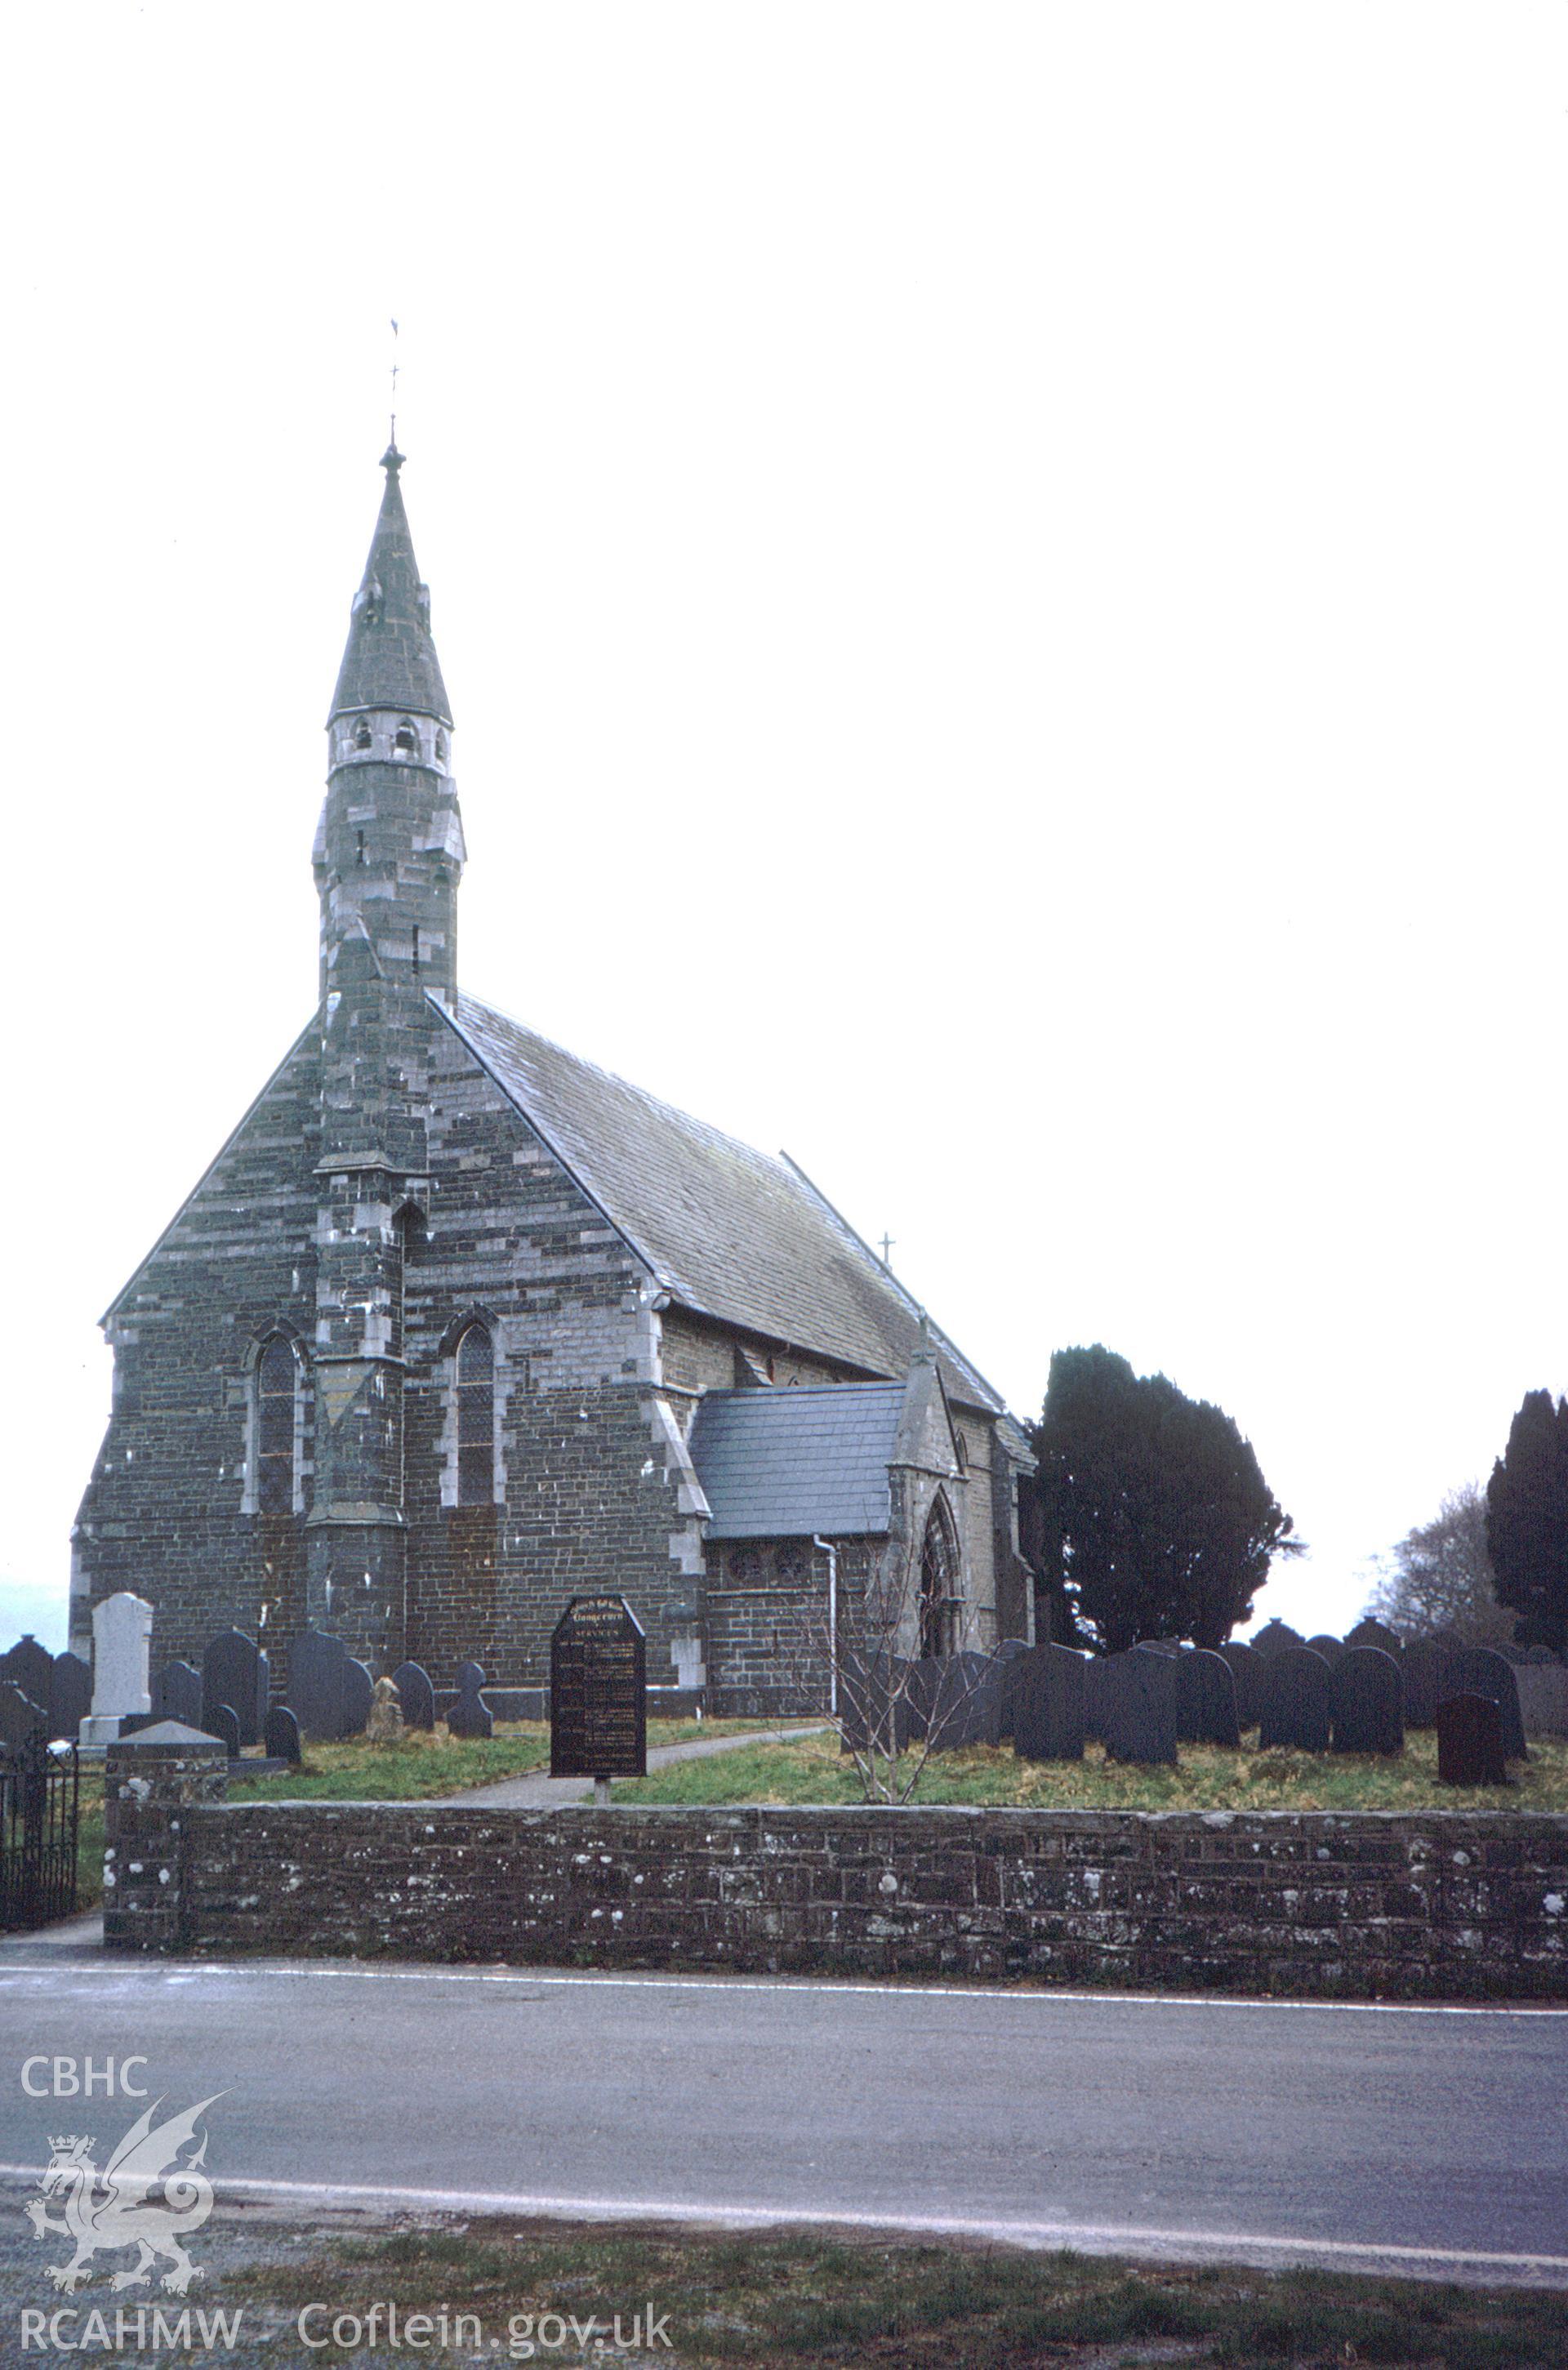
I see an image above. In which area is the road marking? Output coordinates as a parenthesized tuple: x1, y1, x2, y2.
(0, 2163, 1561, 2280)
(1, 1960, 1564, 2016)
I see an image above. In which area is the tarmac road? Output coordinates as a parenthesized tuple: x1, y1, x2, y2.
(1, 1933, 1565, 2286)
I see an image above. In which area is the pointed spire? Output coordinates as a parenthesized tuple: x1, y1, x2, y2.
(328, 446, 452, 727)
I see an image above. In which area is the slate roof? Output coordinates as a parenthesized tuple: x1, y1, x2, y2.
(439, 990, 1012, 1421)
(688, 1385, 903, 1537)
(329, 448, 452, 726)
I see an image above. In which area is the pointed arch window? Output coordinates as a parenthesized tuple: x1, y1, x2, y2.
(455, 1321, 495, 1506)
(353, 719, 373, 751)
(256, 1335, 302, 1515)
(918, 1495, 961, 1659)
(394, 719, 420, 759)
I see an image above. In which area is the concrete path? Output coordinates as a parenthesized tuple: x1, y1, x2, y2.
(0, 1949, 1565, 2284)
(442, 1721, 829, 1806)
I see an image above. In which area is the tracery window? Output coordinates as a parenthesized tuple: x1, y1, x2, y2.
(918, 1495, 961, 1659)
(455, 1321, 495, 1506)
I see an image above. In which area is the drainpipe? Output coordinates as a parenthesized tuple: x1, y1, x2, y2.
(813, 1536, 839, 1714)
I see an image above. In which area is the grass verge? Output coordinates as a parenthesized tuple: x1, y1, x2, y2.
(217, 2216, 1568, 2367)
(612, 1725, 1568, 1812)
(221, 1717, 808, 1804)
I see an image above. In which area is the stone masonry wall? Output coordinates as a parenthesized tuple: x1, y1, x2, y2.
(129, 1792, 1568, 2000)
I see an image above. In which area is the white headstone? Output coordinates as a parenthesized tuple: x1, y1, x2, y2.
(81, 1592, 154, 1746)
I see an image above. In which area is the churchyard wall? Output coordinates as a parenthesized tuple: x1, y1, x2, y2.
(109, 1760, 1568, 1998)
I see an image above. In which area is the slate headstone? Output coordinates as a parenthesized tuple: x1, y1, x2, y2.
(263, 1704, 302, 1765)
(290, 1629, 374, 1743)
(203, 1629, 270, 1749)
(1306, 1634, 1345, 1666)
(154, 1660, 204, 1726)
(1250, 1619, 1307, 1659)
(1098, 1650, 1178, 1765)
(390, 1659, 435, 1732)
(1437, 1692, 1509, 1787)
(838, 1651, 899, 1757)
(1011, 1644, 1086, 1762)
(1515, 1663, 1568, 1740)
(1258, 1646, 1331, 1752)
(1345, 1617, 1402, 1659)
(448, 1660, 494, 1740)
(1401, 1639, 1465, 1727)
(1, 1637, 55, 1708)
(901, 1653, 1001, 1752)
(1328, 1646, 1404, 1756)
(1454, 1647, 1526, 1762)
(207, 1702, 242, 1761)
(47, 1652, 92, 1742)
(1175, 1649, 1241, 1746)
(0, 1684, 47, 1751)
(1219, 1641, 1264, 1729)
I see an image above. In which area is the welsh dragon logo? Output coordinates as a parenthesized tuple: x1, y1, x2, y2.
(24, 2094, 224, 2295)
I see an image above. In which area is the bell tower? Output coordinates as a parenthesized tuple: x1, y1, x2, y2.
(305, 444, 465, 1661)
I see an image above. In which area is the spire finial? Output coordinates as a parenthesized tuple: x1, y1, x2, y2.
(387, 316, 400, 461)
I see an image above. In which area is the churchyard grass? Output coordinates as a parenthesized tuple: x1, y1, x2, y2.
(216, 1715, 806, 1803)
(612, 1724, 1568, 1811)
(212, 2216, 1568, 2367)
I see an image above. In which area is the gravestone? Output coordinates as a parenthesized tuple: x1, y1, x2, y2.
(1454, 1647, 1526, 1762)
(263, 1704, 302, 1764)
(1098, 1650, 1177, 1765)
(1012, 1644, 1086, 1762)
(289, 1630, 375, 1743)
(1401, 1640, 1465, 1727)
(838, 1651, 899, 1757)
(0, 1684, 47, 1751)
(202, 1630, 270, 1748)
(1219, 1641, 1264, 1728)
(1250, 1619, 1307, 1659)
(390, 1660, 435, 1732)
(1328, 1646, 1404, 1756)
(902, 1654, 1000, 1751)
(82, 1592, 154, 1745)
(1437, 1692, 1509, 1787)
(153, 1660, 203, 1727)
(448, 1660, 494, 1740)
(1306, 1633, 1345, 1665)
(1345, 1618, 1402, 1659)
(207, 1701, 242, 1761)
(47, 1652, 92, 1742)
(550, 1599, 645, 1777)
(1514, 1663, 1568, 1740)
(1, 1636, 54, 1708)
(991, 1638, 1029, 1742)
(1175, 1649, 1240, 1747)
(366, 1676, 403, 1740)
(1258, 1646, 1331, 1752)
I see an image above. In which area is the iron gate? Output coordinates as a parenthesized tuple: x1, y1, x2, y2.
(0, 1735, 79, 1931)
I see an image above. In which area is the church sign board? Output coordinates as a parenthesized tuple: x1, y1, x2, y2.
(550, 1597, 647, 1780)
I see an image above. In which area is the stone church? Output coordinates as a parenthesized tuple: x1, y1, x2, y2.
(72, 448, 1034, 1713)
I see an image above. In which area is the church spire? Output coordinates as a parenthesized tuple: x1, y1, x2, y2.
(328, 443, 452, 727)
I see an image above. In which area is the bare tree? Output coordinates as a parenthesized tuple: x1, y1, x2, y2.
(800, 1535, 999, 1805)
(1361, 1482, 1516, 1647)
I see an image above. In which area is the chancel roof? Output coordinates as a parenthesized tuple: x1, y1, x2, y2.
(688, 1385, 904, 1537)
(439, 991, 1009, 1419)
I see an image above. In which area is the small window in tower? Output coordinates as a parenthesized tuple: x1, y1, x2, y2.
(394, 722, 419, 758)
(353, 721, 372, 751)
(256, 1336, 299, 1515)
(455, 1321, 495, 1506)
(435, 731, 448, 768)
(412, 924, 421, 970)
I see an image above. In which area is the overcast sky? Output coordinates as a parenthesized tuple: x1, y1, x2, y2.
(2, 4, 1564, 1651)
